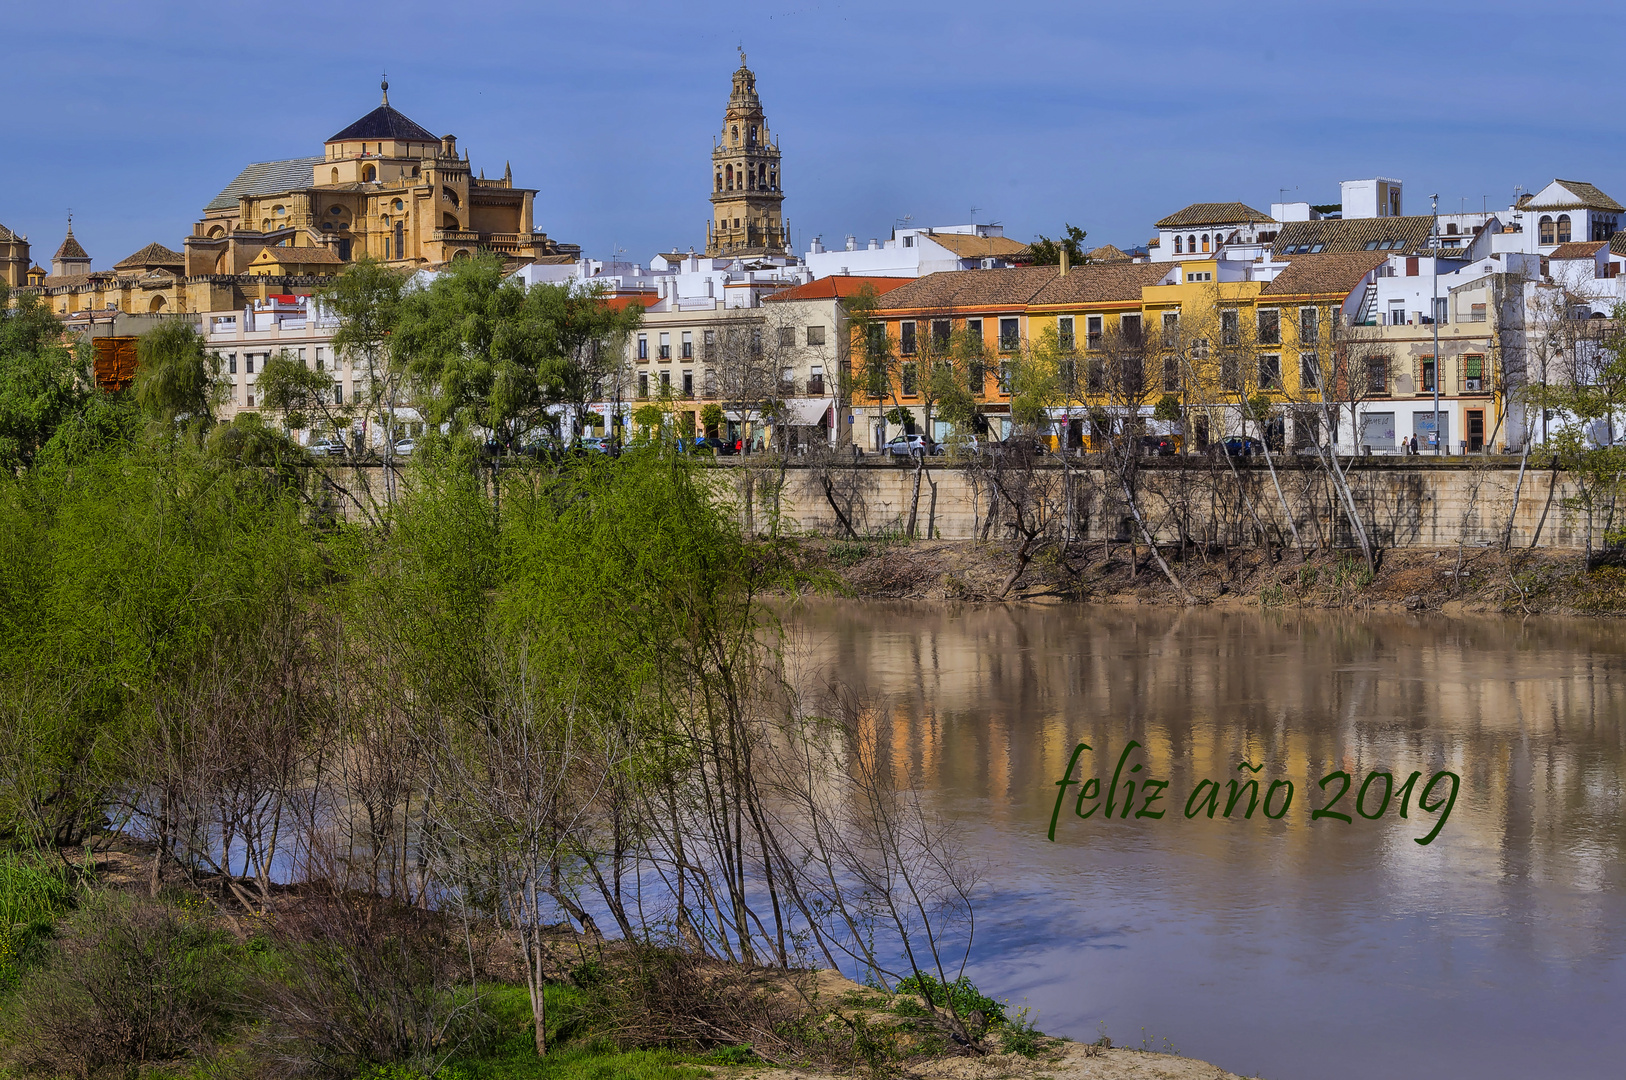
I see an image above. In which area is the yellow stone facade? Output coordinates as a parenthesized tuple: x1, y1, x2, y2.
(706, 54, 787, 257)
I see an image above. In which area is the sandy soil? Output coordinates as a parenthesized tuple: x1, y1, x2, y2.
(732, 1041, 1252, 1080)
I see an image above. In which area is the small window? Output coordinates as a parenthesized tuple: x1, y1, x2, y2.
(1258, 354, 1281, 390)
(778, 326, 796, 347)
(1299, 307, 1318, 344)
(1465, 355, 1484, 391)
(1220, 310, 1239, 346)
(1257, 309, 1280, 345)
(1557, 214, 1572, 243)
(1162, 311, 1179, 345)
(228, 353, 237, 375)
(1058, 316, 1075, 352)
(1366, 356, 1388, 395)
(966, 319, 983, 352)
(998, 361, 1014, 394)
(1086, 315, 1102, 347)
(1120, 314, 1141, 345)
(1540, 216, 1555, 245)
(660, 371, 670, 389)
(637, 335, 648, 360)
(334, 383, 343, 405)
(900, 321, 917, 355)
(901, 362, 918, 396)
(1162, 355, 1180, 392)
(999, 317, 1019, 351)
(681, 331, 693, 358)
(1470, 303, 1486, 322)
(931, 319, 951, 348)
(1220, 354, 1239, 391)
(658, 332, 671, 360)
(1299, 353, 1319, 391)
(638, 373, 649, 398)
(806, 325, 826, 346)
(968, 360, 985, 394)
(1174, 235, 1183, 254)
(246, 355, 255, 374)
(683, 371, 694, 396)
(1421, 358, 1436, 392)
(703, 329, 716, 356)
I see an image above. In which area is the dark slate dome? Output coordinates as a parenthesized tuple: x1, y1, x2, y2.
(326, 103, 437, 144)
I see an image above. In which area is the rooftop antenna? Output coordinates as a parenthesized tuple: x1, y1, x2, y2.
(970, 206, 981, 226)
(1279, 186, 1297, 203)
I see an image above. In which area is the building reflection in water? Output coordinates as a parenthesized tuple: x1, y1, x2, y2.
(783, 601, 1626, 1080)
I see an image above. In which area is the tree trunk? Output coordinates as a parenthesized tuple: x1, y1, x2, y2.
(1529, 454, 1561, 549)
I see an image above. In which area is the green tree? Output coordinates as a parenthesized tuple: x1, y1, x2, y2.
(0, 285, 91, 470)
(393, 254, 641, 448)
(132, 320, 221, 427)
(1027, 224, 1090, 267)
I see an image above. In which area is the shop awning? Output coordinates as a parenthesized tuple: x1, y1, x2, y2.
(785, 399, 831, 425)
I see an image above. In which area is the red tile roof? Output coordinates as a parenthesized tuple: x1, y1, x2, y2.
(1259, 251, 1386, 297)
(1549, 241, 1607, 260)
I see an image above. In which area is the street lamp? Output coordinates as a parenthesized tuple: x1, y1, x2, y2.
(1431, 193, 1442, 456)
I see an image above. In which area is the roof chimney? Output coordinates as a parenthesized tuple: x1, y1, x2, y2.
(1059, 246, 1070, 277)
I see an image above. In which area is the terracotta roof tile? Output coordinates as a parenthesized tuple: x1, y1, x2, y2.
(873, 263, 1173, 313)
(1155, 202, 1274, 229)
(1271, 216, 1435, 257)
(1085, 244, 1130, 262)
(765, 276, 912, 302)
(252, 245, 344, 265)
(113, 242, 185, 270)
(54, 230, 88, 261)
(1549, 241, 1607, 260)
(1532, 180, 1624, 213)
(1610, 233, 1626, 258)
(1030, 261, 1175, 305)
(1259, 251, 1386, 297)
(920, 233, 1031, 259)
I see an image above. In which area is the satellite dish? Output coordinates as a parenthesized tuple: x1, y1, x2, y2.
(1395, 373, 1416, 396)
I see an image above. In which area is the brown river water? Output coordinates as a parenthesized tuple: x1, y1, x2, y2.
(782, 601, 1626, 1080)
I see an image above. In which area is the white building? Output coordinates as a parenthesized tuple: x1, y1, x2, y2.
(801, 223, 1029, 278)
(204, 293, 422, 445)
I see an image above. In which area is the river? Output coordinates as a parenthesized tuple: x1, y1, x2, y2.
(783, 600, 1626, 1080)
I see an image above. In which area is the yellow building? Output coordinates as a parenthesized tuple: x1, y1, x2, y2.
(184, 79, 575, 277)
(0, 221, 29, 288)
(856, 251, 1445, 452)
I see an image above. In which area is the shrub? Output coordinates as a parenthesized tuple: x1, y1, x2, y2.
(249, 891, 477, 1080)
(893, 973, 1004, 1025)
(1, 894, 241, 1079)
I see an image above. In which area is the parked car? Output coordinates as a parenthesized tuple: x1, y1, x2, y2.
(1139, 434, 1178, 456)
(392, 438, 415, 456)
(579, 435, 610, 454)
(1222, 436, 1262, 458)
(307, 438, 345, 457)
(885, 433, 941, 457)
(989, 436, 1047, 458)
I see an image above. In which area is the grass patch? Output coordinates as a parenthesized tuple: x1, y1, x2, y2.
(0, 852, 76, 987)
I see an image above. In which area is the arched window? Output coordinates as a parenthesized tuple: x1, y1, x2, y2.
(442, 212, 459, 230)
(731, 125, 738, 144)
(331, 167, 339, 184)
(1188, 234, 1197, 252)
(362, 164, 376, 182)
(1557, 214, 1572, 243)
(1174, 235, 1183, 254)
(769, 169, 776, 190)
(750, 125, 757, 144)
(1539, 216, 1555, 245)
(715, 172, 722, 192)
(1201, 234, 1210, 252)
(725, 164, 733, 190)
(452, 249, 469, 261)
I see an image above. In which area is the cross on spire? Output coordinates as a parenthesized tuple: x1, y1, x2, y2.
(381, 72, 389, 105)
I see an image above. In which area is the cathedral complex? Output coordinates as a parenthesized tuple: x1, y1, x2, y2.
(14, 83, 576, 316)
(707, 53, 788, 257)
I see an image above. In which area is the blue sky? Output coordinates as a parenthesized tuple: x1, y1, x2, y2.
(4, 1, 1621, 269)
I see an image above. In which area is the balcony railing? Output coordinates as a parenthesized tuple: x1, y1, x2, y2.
(806, 376, 825, 396)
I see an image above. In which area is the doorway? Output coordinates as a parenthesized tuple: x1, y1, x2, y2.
(1467, 409, 1485, 453)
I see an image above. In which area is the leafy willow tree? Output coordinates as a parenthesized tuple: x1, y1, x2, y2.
(0, 285, 91, 470)
(132, 320, 222, 428)
(392, 253, 642, 447)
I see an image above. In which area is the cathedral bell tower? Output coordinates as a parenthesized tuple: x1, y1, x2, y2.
(707, 52, 786, 257)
